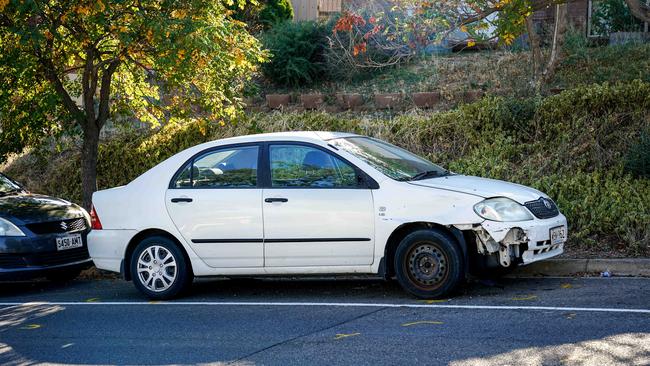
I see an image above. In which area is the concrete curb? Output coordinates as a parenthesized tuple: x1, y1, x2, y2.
(511, 258, 650, 277)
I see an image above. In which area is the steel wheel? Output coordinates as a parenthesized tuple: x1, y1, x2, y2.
(394, 229, 463, 299)
(405, 242, 449, 290)
(136, 245, 177, 293)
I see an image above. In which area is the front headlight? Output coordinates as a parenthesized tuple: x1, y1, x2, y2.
(0, 217, 25, 237)
(474, 197, 534, 222)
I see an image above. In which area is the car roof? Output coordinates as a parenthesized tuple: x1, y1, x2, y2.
(211, 131, 360, 145)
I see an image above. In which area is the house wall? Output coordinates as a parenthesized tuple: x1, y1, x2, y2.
(291, 0, 341, 21)
(532, 0, 589, 35)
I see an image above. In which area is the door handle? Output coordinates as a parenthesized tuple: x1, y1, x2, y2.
(171, 197, 193, 203)
(264, 198, 288, 203)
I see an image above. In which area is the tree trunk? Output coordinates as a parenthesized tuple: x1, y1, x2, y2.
(526, 16, 543, 82)
(541, 3, 568, 84)
(79, 60, 118, 210)
(81, 123, 100, 211)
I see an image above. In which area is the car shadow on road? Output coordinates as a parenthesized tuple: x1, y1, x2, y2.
(1, 275, 645, 309)
(0, 280, 75, 297)
(184, 276, 527, 302)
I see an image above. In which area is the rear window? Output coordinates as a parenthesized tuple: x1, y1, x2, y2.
(172, 146, 259, 188)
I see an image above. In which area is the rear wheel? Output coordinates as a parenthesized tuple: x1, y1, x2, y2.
(130, 236, 192, 300)
(394, 229, 464, 299)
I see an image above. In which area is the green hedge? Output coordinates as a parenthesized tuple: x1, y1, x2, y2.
(260, 21, 330, 86)
(4, 81, 649, 255)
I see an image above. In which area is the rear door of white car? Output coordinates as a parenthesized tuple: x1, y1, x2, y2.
(261, 143, 375, 267)
(165, 143, 264, 268)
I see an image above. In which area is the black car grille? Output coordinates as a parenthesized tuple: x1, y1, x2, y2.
(26, 217, 87, 235)
(0, 247, 90, 269)
(524, 197, 559, 219)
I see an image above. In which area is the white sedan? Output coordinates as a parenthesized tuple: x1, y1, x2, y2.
(88, 132, 567, 299)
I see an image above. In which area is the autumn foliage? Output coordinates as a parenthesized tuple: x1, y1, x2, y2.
(0, 0, 266, 207)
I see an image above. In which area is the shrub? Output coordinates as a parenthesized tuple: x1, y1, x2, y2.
(625, 129, 650, 178)
(259, 0, 294, 29)
(3, 81, 649, 256)
(261, 21, 329, 86)
(555, 44, 650, 87)
(592, 0, 644, 34)
(229, 0, 294, 32)
(323, 13, 403, 82)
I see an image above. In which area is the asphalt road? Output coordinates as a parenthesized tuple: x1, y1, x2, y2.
(0, 276, 648, 365)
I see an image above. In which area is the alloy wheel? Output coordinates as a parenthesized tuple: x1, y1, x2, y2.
(136, 245, 178, 292)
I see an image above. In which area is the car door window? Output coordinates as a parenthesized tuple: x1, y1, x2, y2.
(172, 146, 259, 188)
(269, 145, 358, 188)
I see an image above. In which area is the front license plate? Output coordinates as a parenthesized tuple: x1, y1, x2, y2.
(549, 226, 566, 245)
(56, 234, 83, 251)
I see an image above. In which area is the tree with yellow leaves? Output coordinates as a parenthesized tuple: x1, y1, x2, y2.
(0, 0, 266, 209)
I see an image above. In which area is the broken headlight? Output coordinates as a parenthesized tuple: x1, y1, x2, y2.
(473, 197, 534, 222)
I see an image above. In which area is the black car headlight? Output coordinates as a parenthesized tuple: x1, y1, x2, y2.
(0, 218, 25, 237)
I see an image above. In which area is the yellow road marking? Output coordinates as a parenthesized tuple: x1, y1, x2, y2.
(334, 332, 360, 340)
(149, 301, 161, 304)
(402, 321, 444, 327)
(510, 295, 538, 301)
(20, 324, 41, 330)
(419, 299, 450, 304)
(561, 283, 573, 289)
(85, 298, 100, 302)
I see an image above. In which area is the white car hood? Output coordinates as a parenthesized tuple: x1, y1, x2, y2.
(409, 175, 546, 204)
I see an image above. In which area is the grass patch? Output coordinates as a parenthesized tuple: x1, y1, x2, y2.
(261, 44, 650, 102)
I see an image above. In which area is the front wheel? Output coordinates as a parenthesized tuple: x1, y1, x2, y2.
(130, 236, 192, 300)
(394, 229, 464, 299)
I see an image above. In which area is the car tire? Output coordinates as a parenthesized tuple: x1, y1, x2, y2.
(46, 268, 82, 282)
(394, 229, 464, 299)
(130, 236, 192, 300)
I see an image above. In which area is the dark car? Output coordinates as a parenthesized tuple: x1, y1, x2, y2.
(0, 173, 92, 281)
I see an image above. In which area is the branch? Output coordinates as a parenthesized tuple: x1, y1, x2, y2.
(458, 0, 580, 26)
(624, 0, 650, 22)
(96, 59, 120, 129)
(36, 51, 84, 125)
(63, 65, 86, 74)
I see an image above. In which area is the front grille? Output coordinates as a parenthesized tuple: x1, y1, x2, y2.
(0, 247, 89, 269)
(524, 197, 559, 219)
(0, 255, 26, 269)
(26, 217, 87, 235)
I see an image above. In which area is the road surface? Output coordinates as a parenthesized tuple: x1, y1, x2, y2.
(0, 276, 648, 365)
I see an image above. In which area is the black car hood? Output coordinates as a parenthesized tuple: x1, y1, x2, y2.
(0, 194, 84, 225)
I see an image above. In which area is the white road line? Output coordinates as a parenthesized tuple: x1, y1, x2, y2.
(0, 301, 648, 314)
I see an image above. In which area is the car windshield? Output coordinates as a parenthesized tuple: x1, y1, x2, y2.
(0, 174, 22, 196)
(329, 137, 448, 181)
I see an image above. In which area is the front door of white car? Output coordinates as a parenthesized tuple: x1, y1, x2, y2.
(165, 144, 264, 268)
(262, 144, 375, 267)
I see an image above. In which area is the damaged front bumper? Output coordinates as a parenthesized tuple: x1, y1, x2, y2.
(462, 214, 568, 267)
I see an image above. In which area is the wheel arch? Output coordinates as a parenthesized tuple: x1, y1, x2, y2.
(379, 222, 469, 279)
(122, 228, 193, 281)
